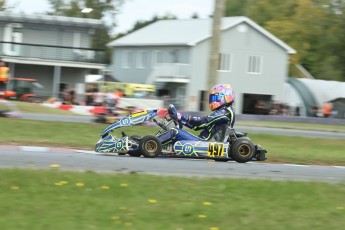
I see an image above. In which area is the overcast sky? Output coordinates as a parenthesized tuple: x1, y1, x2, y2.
(6, 0, 214, 33)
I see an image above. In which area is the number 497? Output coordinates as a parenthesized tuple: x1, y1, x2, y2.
(208, 143, 224, 157)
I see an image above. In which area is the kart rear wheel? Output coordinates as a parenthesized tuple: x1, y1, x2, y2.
(139, 135, 162, 158)
(230, 137, 255, 163)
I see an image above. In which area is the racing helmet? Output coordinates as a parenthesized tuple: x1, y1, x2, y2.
(209, 84, 235, 111)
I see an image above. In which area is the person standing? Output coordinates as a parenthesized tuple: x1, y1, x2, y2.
(0, 60, 9, 91)
(322, 103, 332, 118)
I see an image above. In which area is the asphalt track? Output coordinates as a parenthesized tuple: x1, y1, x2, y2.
(1, 113, 343, 183)
(0, 147, 344, 183)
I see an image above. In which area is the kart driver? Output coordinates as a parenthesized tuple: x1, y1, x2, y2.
(157, 84, 235, 145)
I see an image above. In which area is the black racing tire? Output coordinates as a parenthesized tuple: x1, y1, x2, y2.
(127, 135, 142, 157)
(139, 135, 162, 158)
(230, 137, 255, 163)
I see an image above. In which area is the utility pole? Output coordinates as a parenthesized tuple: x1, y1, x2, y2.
(204, 0, 225, 112)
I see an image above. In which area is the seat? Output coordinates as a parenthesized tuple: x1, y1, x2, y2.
(209, 124, 233, 142)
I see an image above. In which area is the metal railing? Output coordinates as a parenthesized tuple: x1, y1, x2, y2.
(146, 63, 190, 84)
(0, 41, 106, 64)
(155, 63, 190, 78)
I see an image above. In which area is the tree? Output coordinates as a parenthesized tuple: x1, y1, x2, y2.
(114, 14, 177, 39)
(0, 0, 6, 11)
(48, 0, 121, 20)
(224, 0, 345, 81)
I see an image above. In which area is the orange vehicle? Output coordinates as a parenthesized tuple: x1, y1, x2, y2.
(2, 78, 42, 102)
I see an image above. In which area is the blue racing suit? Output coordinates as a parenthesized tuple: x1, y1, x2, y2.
(157, 105, 235, 145)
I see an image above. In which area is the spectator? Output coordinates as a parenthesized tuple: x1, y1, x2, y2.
(322, 103, 332, 118)
(69, 88, 77, 105)
(85, 84, 95, 106)
(61, 88, 70, 104)
(0, 60, 9, 91)
(105, 91, 119, 115)
(93, 88, 104, 106)
(269, 102, 280, 115)
(254, 100, 266, 115)
(311, 105, 319, 117)
(295, 105, 300, 116)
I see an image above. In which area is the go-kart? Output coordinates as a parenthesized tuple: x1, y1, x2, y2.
(95, 109, 267, 163)
(0, 99, 21, 118)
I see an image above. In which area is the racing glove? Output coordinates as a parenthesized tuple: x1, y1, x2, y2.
(167, 104, 183, 129)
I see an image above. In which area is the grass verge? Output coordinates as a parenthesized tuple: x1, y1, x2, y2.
(0, 169, 344, 230)
(1, 118, 345, 165)
(236, 120, 345, 133)
(11, 101, 78, 115)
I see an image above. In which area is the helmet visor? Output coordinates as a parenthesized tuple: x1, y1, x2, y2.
(209, 94, 222, 103)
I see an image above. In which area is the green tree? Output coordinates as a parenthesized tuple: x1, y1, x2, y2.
(224, 0, 345, 81)
(0, 0, 6, 10)
(114, 14, 177, 39)
(224, 0, 250, 16)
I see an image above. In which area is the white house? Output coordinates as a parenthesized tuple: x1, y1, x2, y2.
(0, 12, 106, 99)
(108, 16, 296, 113)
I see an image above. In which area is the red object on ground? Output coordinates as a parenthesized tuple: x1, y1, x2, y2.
(89, 106, 107, 115)
(59, 104, 73, 111)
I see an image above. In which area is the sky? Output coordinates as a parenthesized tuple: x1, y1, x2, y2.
(6, 0, 214, 34)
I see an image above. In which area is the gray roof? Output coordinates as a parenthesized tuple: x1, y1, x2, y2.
(108, 16, 296, 54)
(0, 11, 103, 28)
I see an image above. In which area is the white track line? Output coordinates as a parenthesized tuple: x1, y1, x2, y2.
(20, 146, 49, 152)
(333, 166, 345, 169)
(75, 150, 103, 155)
(283, 164, 309, 167)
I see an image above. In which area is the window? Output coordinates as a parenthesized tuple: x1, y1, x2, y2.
(152, 50, 163, 66)
(137, 50, 146, 68)
(122, 50, 132, 68)
(218, 53, 232, 71)
(170, 49, 179, 63)
(247, 55, 262, 74)
(3, 23, 23, 56)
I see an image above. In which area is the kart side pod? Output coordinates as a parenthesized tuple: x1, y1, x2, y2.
(95, 134, 129, 153)
(173, 140, 230, 159)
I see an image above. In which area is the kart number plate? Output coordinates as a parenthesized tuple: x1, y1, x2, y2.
(130, 110, 148, 118)
(207, 142, 225, 157)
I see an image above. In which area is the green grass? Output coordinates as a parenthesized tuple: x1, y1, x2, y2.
(236, 120, 345, 133)
(1, 118, 345, 165)
(11, 101, 78, 115)
(0, 169, 344, 230)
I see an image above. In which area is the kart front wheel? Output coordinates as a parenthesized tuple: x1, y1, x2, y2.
(128, 136, 142, 157)
(139, 135, 162, 158)
(230, 137, 255, 163)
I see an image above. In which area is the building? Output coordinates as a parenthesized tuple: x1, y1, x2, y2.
(0, 12, 106, 99)
(283, 78, 345, 118)
(108, 16, 296, 113)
